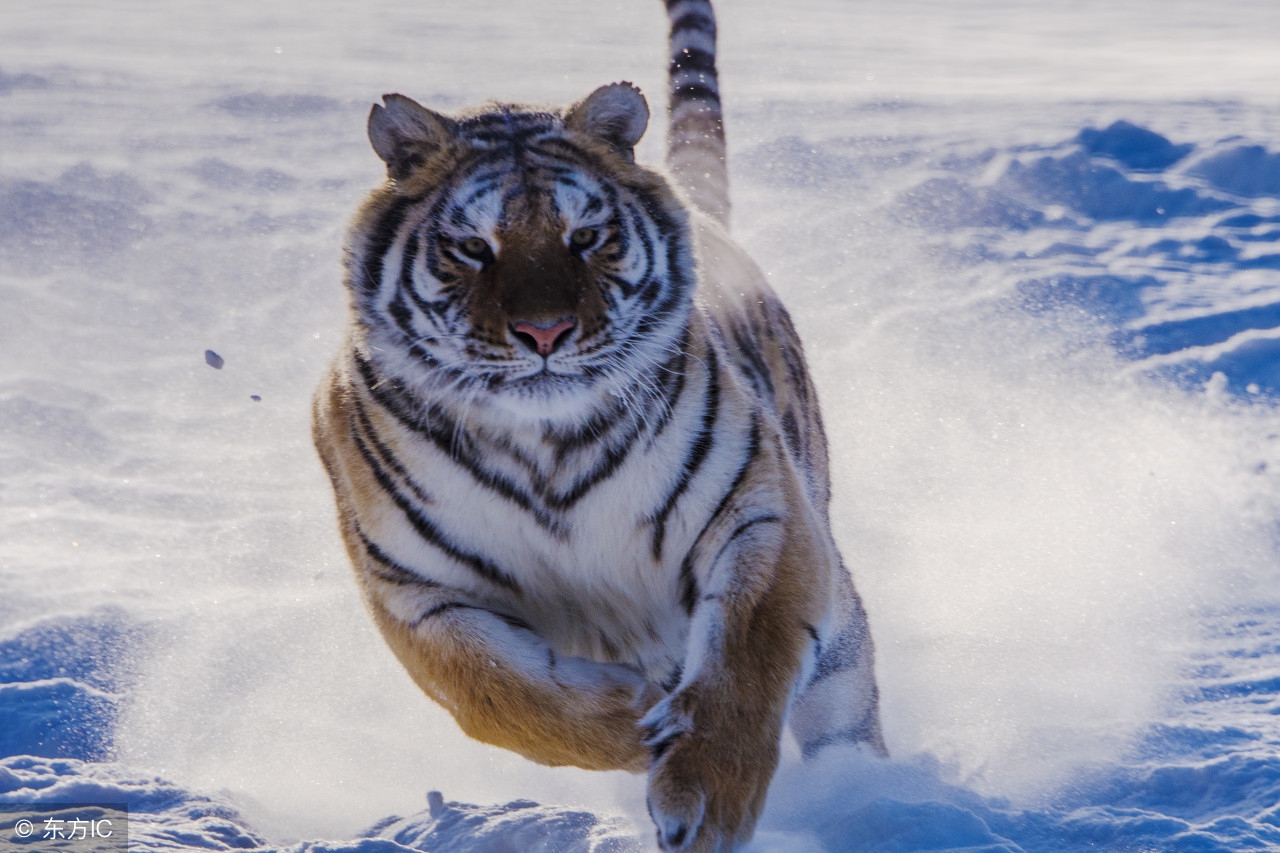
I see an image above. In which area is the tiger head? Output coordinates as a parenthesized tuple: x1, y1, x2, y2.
(347, 83, 694, 425)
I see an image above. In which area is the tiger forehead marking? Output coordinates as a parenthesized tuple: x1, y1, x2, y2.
(315, 8, 884, 851)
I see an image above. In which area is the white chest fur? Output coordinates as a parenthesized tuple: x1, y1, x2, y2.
(358, 363, 756, 683)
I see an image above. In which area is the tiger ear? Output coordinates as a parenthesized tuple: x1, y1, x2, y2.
(565, 83, 649, 160)
(368, 93, 456, 181)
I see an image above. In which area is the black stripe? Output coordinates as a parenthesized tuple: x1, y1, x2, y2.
(412, 601, 479, 628)
(354, 352, 439, 437)
(398, 229, 420, 290)
(651, 344, 721, 560)
(358, 355, 502, 487)
(386, 290, 417, 342)
(781, 409, 802, 467)
(670, 10, 716, 38)
(694, 515, 784, 607)
(450, 180, 502, 226)
(357, 527, 439, 588)
(466, 124, 555, 146)
(650, 733, 680, 761)
(618, 202, 657, 299)
(661, 664, 684, 693)
(400, 267, 458, 325)
(678, 550, 699, 616)
(803, 621, 826, 679)
(543, 164, 580, 181)
(396, 229, 460, 332)
(809, 620, 866, 686)
(702, 414, 762, 533)
(415, 600, 537, 635)
(498, 183, 525, 214)
(347, 407, 522, 593)
(720, 514, 783, 551)
(639, 212, 694, 328)
(669, 47, 717, 76)
(810, 652, 856, 685)
(643, 189, 685, 243)
(547, 398, 628, 462)
(355, 352, 621, 529)
(649, 341, 690, 441)
(351, 395, 436, 508)
(673, 415, 764, 618)
(422, 191, 459, 283)
(670, 83, 721, 105)
(359, 196, 419, 297)
(729, 322, 776, 402)
(461, 112, 556, 135)
(353, 354, 561, 532)
(528, 136, 595, 168)
(670, 412, 761, 611)
(628, 296, 682, 352)
(545, 418, 645, 510)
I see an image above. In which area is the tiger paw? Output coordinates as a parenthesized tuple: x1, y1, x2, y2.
(640, 690, 773, 852)
(647, 781, 706, 851)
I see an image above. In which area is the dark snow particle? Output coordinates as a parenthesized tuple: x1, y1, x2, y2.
(205, 350, 224, 369)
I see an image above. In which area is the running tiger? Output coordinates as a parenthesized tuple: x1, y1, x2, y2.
(313, 0, 885, 849)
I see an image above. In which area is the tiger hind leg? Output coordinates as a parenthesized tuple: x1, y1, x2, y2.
(789, 570, 887, 758)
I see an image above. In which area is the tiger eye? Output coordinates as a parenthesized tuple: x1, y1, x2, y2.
(460, 236, 490, 259)
(570, 227, 598, 248)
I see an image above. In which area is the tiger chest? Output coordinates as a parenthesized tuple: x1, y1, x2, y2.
(383, 407, 753, 681)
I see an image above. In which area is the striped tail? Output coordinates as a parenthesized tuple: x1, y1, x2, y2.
(665, 0, 730, 226)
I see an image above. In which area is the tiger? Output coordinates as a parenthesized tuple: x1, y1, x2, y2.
(311, 0, 886, 849)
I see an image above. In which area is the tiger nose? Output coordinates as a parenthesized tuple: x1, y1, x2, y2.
(511, 318, 576, 356)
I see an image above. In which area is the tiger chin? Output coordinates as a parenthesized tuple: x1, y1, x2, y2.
(312, 1, 885, 849)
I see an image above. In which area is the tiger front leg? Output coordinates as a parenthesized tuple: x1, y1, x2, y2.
(641, 536, 812, 852)
(366, 587, 663, 772)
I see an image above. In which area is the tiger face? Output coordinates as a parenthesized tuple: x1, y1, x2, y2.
(353, 86, 694, 425)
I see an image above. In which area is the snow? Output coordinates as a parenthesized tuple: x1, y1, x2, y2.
(3, 0, 1280, 850)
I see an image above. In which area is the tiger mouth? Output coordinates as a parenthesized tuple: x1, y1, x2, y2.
(500, 364, 590, 390)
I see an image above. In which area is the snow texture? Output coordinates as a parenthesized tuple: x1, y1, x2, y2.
(4, 0, 1280, 851)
